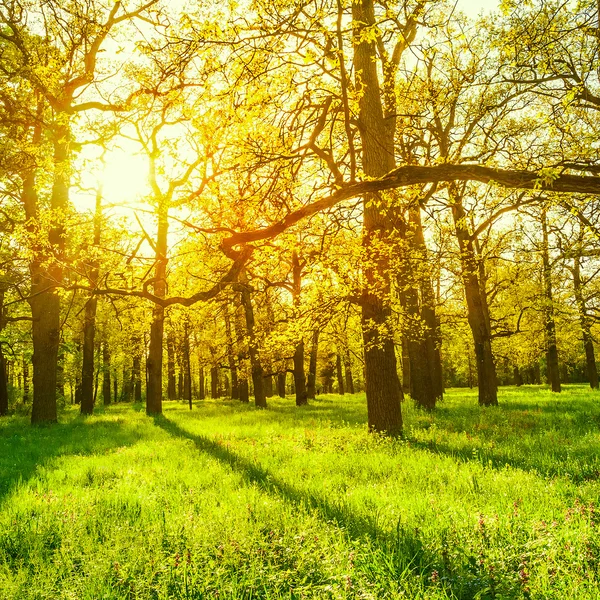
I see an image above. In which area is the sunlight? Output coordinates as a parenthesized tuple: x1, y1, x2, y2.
(100, 148, 149, 209)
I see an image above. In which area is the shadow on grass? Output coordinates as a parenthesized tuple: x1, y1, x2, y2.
(153, 415, 494, 597)
(0, 410, 144, 507)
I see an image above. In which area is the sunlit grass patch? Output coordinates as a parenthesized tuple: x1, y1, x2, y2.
(1, 385, 599, 598)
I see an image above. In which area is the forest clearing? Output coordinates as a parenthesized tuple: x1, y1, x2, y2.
(1, 387, 600, 599)
(1, 0, 600, 597)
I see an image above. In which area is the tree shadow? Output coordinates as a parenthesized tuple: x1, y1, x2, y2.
(404, 433, 600, 482)
(152, 415, 493, 598)
(0, 411, 144, 507)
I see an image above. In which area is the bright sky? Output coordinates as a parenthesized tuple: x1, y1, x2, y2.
(456, 0, 498, 17)
(72, 0, 502, 217)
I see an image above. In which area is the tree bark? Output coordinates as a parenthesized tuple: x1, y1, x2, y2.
(336, 353, 345, 395)
(167, 333, 176, 400)
(210, 366, 219, 398)
(541, 209, 561, 393)
(23, 357, 29, 404)
(291, 250, 307, 405)
(264, 374, 273, 398)
(80, 186, 102, 415)
(449, 185, 498, 406)
(573, 253, 599, 389)
(353, 0, 402, 435)
(0, 349, 7, 417)
(198, 365, 206, 400)
(233, 301, 250, 403)
(132, 353, 142, 402)
(277, 372, 286, 398)
(224, 306, 239, 399)
(146, 203, 168, 414)
(293, 341, 307, 406)
(102, 342, 111, 406)
(183, 318, 192, 409)
(80, 296, 97, 415)
(239, 270, 266, 408)
(307, 329, 319, 400)
(344, 348, 355, 395)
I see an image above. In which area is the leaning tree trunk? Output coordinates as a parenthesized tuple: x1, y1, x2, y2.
(541, 209, 561, 393)
(146, 204, 168, 415)
(307, 329, 319, 400)
(573, 253, 599, 389)
(353, 0, 402, 435)
(449, 185, 498, 406)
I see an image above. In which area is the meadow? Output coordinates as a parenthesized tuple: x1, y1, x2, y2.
(1, 385, 599, 599)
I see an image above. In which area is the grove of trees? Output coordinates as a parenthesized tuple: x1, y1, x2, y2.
(0, 0, 599, 435)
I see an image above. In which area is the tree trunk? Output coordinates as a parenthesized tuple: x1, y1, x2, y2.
(198, 365, 205, 400)
(80, 186, 102, 415)
(344, 348, 355, 394)
(449, 185, 498, 406)
(353, 0, 402, 435)
(573, 253, 598, 389)
(102, 342, 111, 406)
(210, 366, 219, 399)
(80, 297, 97, 415)
(307, 330, 319, 400)
(167, 334, 176, 400)
(183, 318, 192, 409)
(0, 347, 7, 416)
(113, 375, 118, 404)
(233, 301, 250, 403)
(23, 357, 30, 403)
(293, 341, 308, 406)
(25, 119, 70, 424)
(400, 332, 410, 395)
(224, 306, 239, 399)
(513, 366, 523, 387)
(336, 353, 345, 395)
(239, 271, 266, 408)
(132, 354, 142, 402)
(264, 374, 273, 398)
(239, 378, 249, 403)
(146, 199, 168, 414)
(541, 209, 561, 393)
(277, 372, 286, 398)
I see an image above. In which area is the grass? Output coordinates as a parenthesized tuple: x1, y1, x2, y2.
(0, 385, 599, 599)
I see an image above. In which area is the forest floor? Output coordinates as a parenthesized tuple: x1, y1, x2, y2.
(1, 385, 599, 599)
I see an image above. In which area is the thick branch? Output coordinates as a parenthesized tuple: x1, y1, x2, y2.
(222, 163, 600, 250)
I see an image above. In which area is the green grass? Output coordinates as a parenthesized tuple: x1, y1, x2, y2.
(1, 385, 600, 599)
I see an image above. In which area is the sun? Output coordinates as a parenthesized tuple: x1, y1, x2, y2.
(99, 148, 150, 210)
(71, 144, 150, 215)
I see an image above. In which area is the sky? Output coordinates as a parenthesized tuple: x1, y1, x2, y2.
(456, 0, 499, 17)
